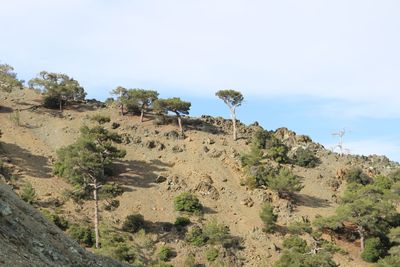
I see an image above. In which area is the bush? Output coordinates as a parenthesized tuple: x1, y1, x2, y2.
(287, 221, 312, 235)
(68, 224, 94, 247)
(104, 199, 120, 211)
(294, 148, 319, 168)
(122, 214, 146, 233)
(90, 114, 111, 124)
(99, 182, 124, 198)
(265, 136, 288, 163)
(373, 175, 393, 190)
(183, 253, 196, 267)
(158, 246, 174, 262)
(259, 203, 277, 233)
(203, 219, 230, 245)
(361, 237, 386, 263)
(346, 167, 372, 185)
(174, 192, 202, 213)
(41, 210, 69, 231)
(20, 182, 36, 204)
(205, 247, 219, 262)
(375, 256, 400, 267)
(388, 169, 400, 182)
(282, 235, 308, 253)
(185, 226, 206, 246)
(43, 95, 61, 109)
(175, 216, 191, 228)
(268, 167, 303, 199)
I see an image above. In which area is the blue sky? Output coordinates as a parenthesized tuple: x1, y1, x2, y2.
(1, 0, 400, 161)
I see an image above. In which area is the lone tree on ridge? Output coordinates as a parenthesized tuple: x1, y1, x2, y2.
(215, 89, 244, 140)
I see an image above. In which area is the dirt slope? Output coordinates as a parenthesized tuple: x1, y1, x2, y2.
(1, 89, 398, 266)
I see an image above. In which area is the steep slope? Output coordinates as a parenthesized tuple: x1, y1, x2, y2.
(0, 184, 128, 267)
(1, 89, 398, 266)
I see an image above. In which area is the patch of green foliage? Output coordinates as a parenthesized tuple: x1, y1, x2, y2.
(41, 209, 69, 231)
(361, 237, 387, 263)
(20, 182, 36, 204)
(158, 246, 174, 262)
(205, 247, 219, 262)
(294, 147, 319, 168)
(174, 192, 202, 213)
(68, 224, 95, 247)
(122, 214, 146, 233)
(259, 203, 277, 233)
(185, 226, 207, 246)
(345, 167, 372, 185)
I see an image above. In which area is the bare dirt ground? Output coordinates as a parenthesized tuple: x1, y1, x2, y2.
(0, 89, 378, 266)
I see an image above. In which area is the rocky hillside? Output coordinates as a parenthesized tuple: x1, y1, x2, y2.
(0, 89, 399, 267)
(0, 184, 128, 267)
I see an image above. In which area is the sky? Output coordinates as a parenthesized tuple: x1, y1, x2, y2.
(1, 0, 400, 161)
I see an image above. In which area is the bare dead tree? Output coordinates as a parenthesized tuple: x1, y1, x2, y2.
(331, 128, 350, 155)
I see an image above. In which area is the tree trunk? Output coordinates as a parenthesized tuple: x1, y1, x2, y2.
(120, 104, 124, 116)
(177, 116, 183, 135)
(231, 108, 237, 141)
(93, 181, 100, 249)
(59, 97, 63, 112)
(358, 226, 365, 252)
(140, 109, 144, 123)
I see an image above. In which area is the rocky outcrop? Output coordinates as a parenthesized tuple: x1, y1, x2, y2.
(0, 184, 128, 267)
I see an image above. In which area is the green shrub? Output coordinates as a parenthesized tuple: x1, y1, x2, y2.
(259, 203, 277, 233)
(158, 246, 174, 262)
(174, 192, 202, 213)
(346, 167, 372, 185)
(41, 210, 69, 231)
(203, 219, 230, 245)
(282, 235, 308, 253)
(99, 182, 124, 198)
(268, 167, 303, 199)
(205, 247, 219, 262)
(68, 224, 94, 247)
(175, 216, 191, 228)
(90, 114, 111, 124)
(287, 221, 312, 235)
(104, 199, 120, 211)
(183, 253, 196, 267)
(388, 169, 400, 182)
(375, 256, 400, 267)
(122, 214, 146, 233)
(185, 226, 206, 246)
(20, 182, 36, 204)
(111, 243, 135, 263)
(43, 95, 61, 109)
(361, 237, 386, 263)
(373, 175, 393, 190)
(294, 148, 319, 168)
(265, 136, 288, 163)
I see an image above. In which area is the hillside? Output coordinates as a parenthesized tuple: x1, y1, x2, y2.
(1, 89, 399, 267)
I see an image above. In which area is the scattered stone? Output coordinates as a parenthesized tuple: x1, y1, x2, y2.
(172, 145, 184, 153)
(155, 175, 167, 183)
(111, 122, 120, 129)
(145, 140, 156, 149)
(208, 148, 223, 158)
(241, 197, 254, 207)
(0, 201, 12, 216)
(164, 130, 180, 140)
(192, 181, 219, 200)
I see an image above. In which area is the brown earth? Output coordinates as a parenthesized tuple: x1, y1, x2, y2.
(1, 89, 398, 266)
